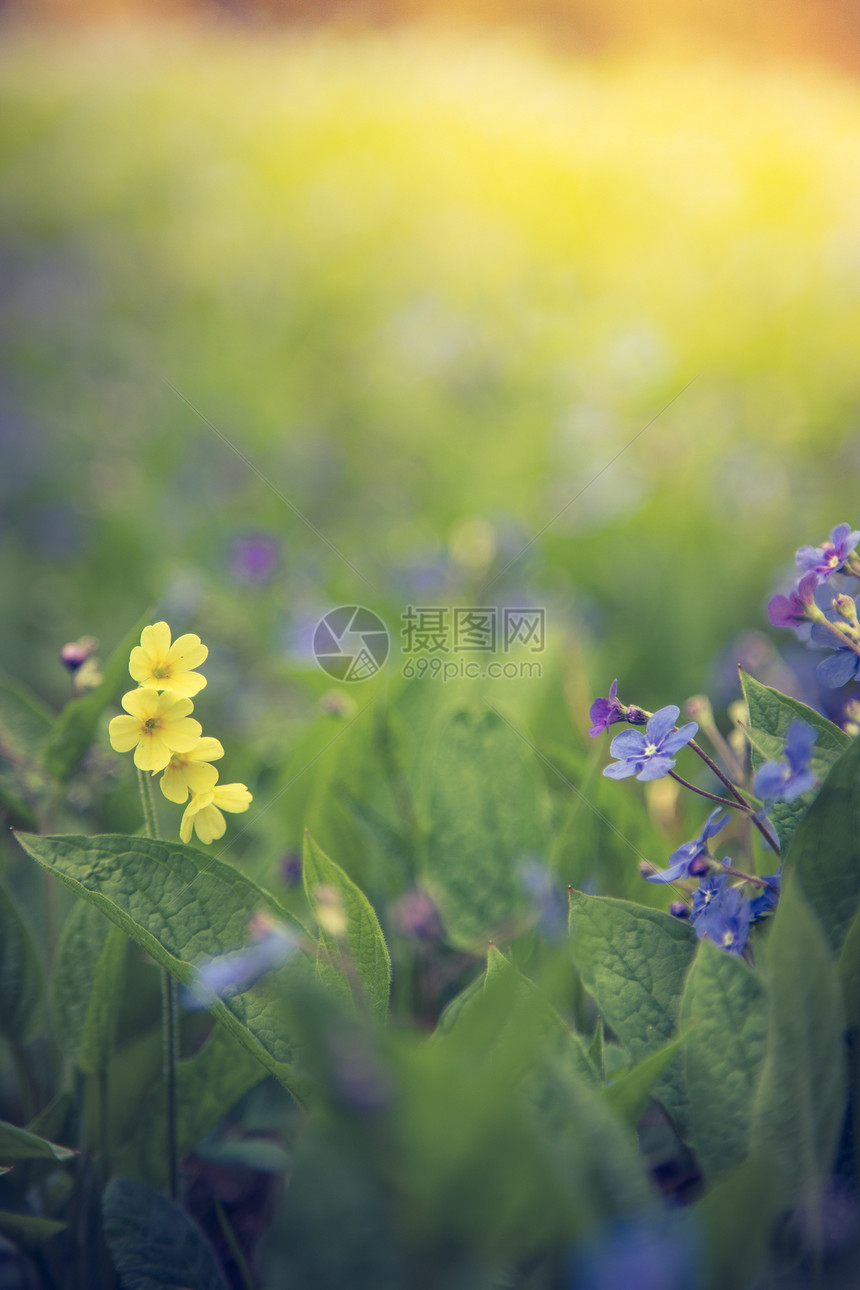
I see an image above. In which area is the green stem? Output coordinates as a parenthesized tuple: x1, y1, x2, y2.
(215, 1199, 256, 1290)
(137, 769, 178, 1200)
(668, 771, 740, 809)
(689, 740, 780, 856)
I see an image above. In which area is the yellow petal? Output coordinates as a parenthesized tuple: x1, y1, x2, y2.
(121, 688, 157, 719)
(155, 693, 194, 719)
(108, 714, 141, 753)
(140, 622, 171, 658)
(193, 804, 226, 844)
(160, 764, 190, 804)
(184, 761, 219, 795)
(157, 671, 207, 699)
(128, 646, 159, 686)
(189, 737, 224, 763)
(134, 735, 171, 772)
(166, 636, 208, 670)
(180, 805, 194, 844)
(160, 716, 203, 753)
(212, 783, 252, 814)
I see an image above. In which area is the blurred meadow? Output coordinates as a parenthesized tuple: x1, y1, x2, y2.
(3, 11, 860, 898)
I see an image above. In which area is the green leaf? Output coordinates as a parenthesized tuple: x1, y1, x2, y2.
(680, 939, 768, 1180)
(694, 1152, 777, 1290)
(838, 906, 860, 1029)
(603, 1031, 689, 1128)
(42, 610, 151, 783)
(0, 1210, 66, 1249)
(0, 670, 53, 762)
(417, 705, 545, 947)
(0, 880, 43, 1043)
(115, 1026, 265, 1188)
(587, 1017, 605, 1083)
(569, 890, 697, 1136)
(751, 877, 846, 1209)
(103, 1176, 230, 1290)
(302, 831, 391, 1022)
(784, 728, 860, 952)
(52, 900, 126, 1074)
(0, 1120, 76, 1162)
(739, 669, 849, 854)
(14, 832, 313, 1101)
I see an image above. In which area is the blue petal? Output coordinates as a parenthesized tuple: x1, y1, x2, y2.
(784, 720, 816, 770)
(809, 621, 836, 650)
(603, 760, 638, 779)
(781, 769, 817, 801)
(608, 729, 647, 758)
(700, 809, 730, 842)
(795, 544, 820, 572)
(817, 649, 859, 688)
(646, 705, 680, 744)
(753, 761, 789, 800)
(636, 755, 675, 781)
(660, 721, 698, 754)
(646, 859, 690, 884)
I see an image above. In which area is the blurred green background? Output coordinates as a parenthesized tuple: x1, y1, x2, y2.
(1, 9, 859, 899)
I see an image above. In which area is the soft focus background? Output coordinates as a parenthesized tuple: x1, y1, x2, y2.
(2, 0, 860, 895)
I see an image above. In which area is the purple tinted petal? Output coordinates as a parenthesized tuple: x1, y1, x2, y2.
(810, 621, 838, 650)
(753, 761, 789, 800)
(817, 649, 860, 688)
(797, 572, 818, 603)
(646, 859, 690, 884)
(767, 594, 798, 627)
(796, 544, 821, 573)
(659, 722, 698, 754)
(636, 755, 675, 781)
(666, 840, 696, 868)
(701, 808, 730, 842)
(646, 705, 680, 744)
(603, 760, 638, 779)
(609, 678, 618, 701)
(784, 720, 817, 769)
(608, 729, 647, 758)
(831, 523, 853, 550)
(781, 769, 817, 801)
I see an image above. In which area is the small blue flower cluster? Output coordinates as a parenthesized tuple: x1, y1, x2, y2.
(768, 522, 860, 689)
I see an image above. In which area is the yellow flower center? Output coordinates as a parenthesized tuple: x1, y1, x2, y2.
(144, 718, 160, 731)
(152, 664, 170, 679)
(643, 742, 657, 757)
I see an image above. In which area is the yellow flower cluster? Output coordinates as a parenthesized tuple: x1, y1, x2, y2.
(108, 622, 252, 845)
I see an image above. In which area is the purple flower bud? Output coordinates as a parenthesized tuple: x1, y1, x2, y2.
(390, 889, 443, 942)
(279, 852, 302, 887)
(60, 636, 97, 672)
(588, 679, 627, 737)
(669, 901, 690, 920)
(230, 534, 279, 586)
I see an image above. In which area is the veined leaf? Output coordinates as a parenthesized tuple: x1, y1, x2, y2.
(751, 878, 845, 1209)
(0, 880, 43, 1043)
(603, 1031, 689, 1128)
(15, 832, 313, 1102)
(740, 669, 848, 854)
(680, 939, 768, 1180)
(103, 1176, 229, 1290)
(302, 831, 391, 1021)
(0, 1120, 76, 1163)
(52, 899, 126, 1074)
(569, 890, 697, 1136)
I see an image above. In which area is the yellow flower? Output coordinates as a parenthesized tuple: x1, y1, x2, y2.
(159, 737, 225, 804)
(108, 689, 202, 772)
(180, 782, 253, 845)
(128, 621, 208, 698)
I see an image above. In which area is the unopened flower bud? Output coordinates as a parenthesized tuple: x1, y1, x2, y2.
(669, 901, 690, 920)
(625, 705, 648, 725)
(684, 695, 713, 724)
(60, 636, 98, 672)
(834, 594, 859, 627)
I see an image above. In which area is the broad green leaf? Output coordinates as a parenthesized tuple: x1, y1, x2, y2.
(115, 1026, 265, 1188)
(15, 832, 313, 1101)
(784, 729, 860, 952)
(588, 1018, 605, 1082)
(52, 899, 126, 1074)
(740, 669, 849, 854)
(418, 705, 545, 947)
(42, 610, 151, 783)
(0, 880, 43, 1043)
(103, 1176, 229, 1290)
(569, 890, 697, 1136)
(302, 831, 391, 1022)
(0, 1210, 66, 1249)
(0, 1120, 76, 1162)
(694, 1152, 777, 1290)
(838, 907, 860, 1028)
(680, 939, 768, 1180)
(603, 1031, 689, 1128)
(751, 878, 846, 1210)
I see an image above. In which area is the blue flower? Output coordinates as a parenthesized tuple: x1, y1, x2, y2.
(750, 869, 781, 921)
(588, 679, 626, 737)
(691, 873, 753, 955)
(796, 522, 860, 583)
(646, 808, 729, 884)
(767, 571, 818, 629)
(183, 916, 299, 1010)
(753, 720, 818, 802)
(809, 602, 860, 688)
(603, 705, 698, 782)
